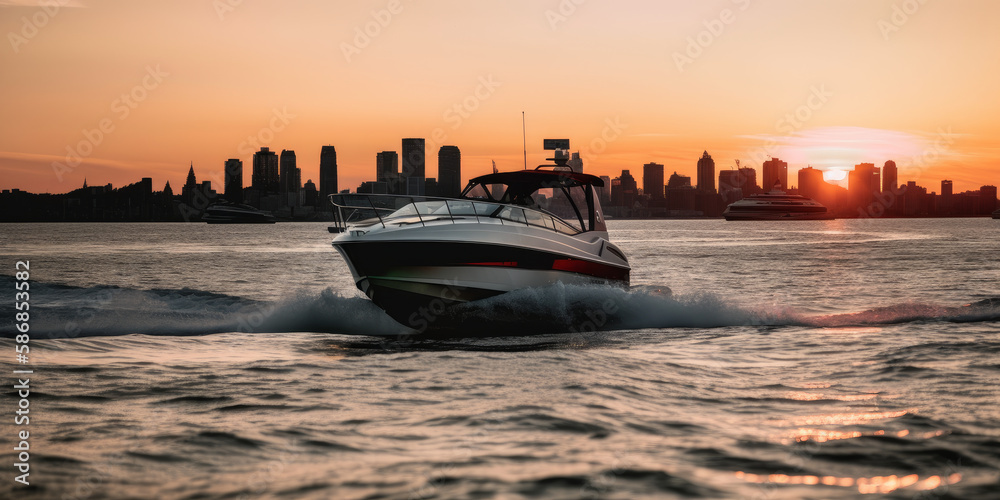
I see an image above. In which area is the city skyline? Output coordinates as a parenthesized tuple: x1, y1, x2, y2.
(1, 1, 998, 195)
(4, 138, 999, 203)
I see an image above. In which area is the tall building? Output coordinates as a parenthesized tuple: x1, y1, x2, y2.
(279, 150, 298, 196)
(667, 171, 692, 188)
(762, 158, 788, 191)
(252, 147, 279, 193)
(665, 171, 696, 213)
(882, 160, 897, 193)
(941, 180, 953, 197)
(376, 151, 398, 184)
(438, 146, 462, 198)
(303, 179, 318, 206)
(980, 185, 998, 214)
(224, 158, 242, 203)
(319, 146, 338, 203)
(567, 152, 583, 173)
(643, 162, 664, 199)
(183, 162, 197, 198)
(719, 167, 758, 199)
(848, 162, 880, 210)
(598, 175, 611, 207)
(697, 151, 715, 193)
(797, 166, 825, 200)
(279, 150, 299, 207)
(718, 170, 741, 202)
(739, 168, 758, 194)
(612, 170, 638, 210)
(402, 138, 425, 194)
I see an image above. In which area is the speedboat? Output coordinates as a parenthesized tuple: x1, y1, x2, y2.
(723, 186, 834, 221)
(329, 157, 630, 329)
(202, 202, 276, 224)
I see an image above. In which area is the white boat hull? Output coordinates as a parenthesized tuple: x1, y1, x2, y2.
(333, 222, 629, 328)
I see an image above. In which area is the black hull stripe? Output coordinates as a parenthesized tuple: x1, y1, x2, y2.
(336, 241, 629, 283)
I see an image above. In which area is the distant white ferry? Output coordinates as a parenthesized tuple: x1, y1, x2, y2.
(723, 185, 834, 221)
(992, 208, 1000, 219)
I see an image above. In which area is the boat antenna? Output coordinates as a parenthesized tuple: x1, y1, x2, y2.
(522, 111, 527, 170)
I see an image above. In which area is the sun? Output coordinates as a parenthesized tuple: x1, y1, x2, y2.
(823, 169, 847, 182)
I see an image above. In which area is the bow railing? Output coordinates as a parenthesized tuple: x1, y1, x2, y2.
(329, 194, 581, 235)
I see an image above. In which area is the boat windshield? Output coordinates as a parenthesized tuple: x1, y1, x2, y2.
(461, 172, 607, 232)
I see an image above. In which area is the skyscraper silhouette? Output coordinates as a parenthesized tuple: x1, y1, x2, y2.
(279, 150, 297, 193)
(224, 158, 242, 203)
(849, 162, 879, 210)
(438, 146, 461, 198)
(182, 162, 197, 199)
(376, 151, 399, 193)
(615, 170, 638, 210)
(304, 179, 318, 206)
(980, 185, 997, 214)
(882, 160, 897, 193)
(253, 147, 279, 193)
(402, 138, 425, 195)
(319, 145, 338, 202)
(697, 151, 715, 193)
(567, 152, 583, 173)
(797, 166, 825, 200)
(762, 158, 788, 191)
(643, 162, 664, 199)
(279, 150, 299, 207)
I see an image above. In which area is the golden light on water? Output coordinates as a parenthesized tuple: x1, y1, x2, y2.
(735, 471, 963, 495)
(771, 409, 912, 427)
(783, 391, 882, 402)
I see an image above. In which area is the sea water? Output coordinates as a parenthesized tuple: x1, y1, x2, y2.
(1, 219, 998, 499)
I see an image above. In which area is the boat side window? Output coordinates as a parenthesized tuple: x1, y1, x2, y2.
(497, 206, 527, 224)
(387, 203, 419, 219)
(446, 200, 477, 216)
(552, 218, 582, 235)
(415, 200, 448, 216)
(524, 208, 549, 229)
(475, 202, 501, 216)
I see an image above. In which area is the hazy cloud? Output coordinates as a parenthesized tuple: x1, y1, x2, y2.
(0, 0, 86, 7)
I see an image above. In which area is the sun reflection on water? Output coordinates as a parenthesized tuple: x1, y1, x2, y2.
(735, 471, 962, 495)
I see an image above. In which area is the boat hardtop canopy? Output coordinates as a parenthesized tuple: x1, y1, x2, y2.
(467, 168, 604, 190)
(461, 166, 607, 232)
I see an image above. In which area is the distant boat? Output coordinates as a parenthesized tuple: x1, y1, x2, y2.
(993, 208, 1000, 219)
(724, 184, 834, 221)
(202, 202, 276, 224)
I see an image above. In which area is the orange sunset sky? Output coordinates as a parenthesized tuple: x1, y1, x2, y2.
(1, 0, 998, 194)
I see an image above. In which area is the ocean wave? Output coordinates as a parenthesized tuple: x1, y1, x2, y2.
(1, 276, 997, 338)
